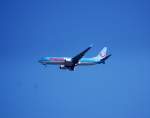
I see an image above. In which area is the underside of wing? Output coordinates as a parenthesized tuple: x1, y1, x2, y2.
(71, 45, 93, 65)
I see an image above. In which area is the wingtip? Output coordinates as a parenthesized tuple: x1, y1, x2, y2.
(89, 44, 94, 48)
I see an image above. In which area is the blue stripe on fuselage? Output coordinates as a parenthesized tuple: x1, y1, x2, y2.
(39, 57, 98, 65)
(79, 58, 97, 63)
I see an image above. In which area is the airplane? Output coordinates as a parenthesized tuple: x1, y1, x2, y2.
(39, 45, 111, 71)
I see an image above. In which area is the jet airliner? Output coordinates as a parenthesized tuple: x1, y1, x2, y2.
(39, 45, 111, 71)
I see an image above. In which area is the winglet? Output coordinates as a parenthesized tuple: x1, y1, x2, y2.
(89, 44, 94, 48)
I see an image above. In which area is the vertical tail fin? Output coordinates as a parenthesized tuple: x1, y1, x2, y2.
(95, 47, 107, 60)
(99, 47, 107, 59)
(93, 47, 111, 64)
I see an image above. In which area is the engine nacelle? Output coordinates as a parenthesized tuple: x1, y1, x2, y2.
(59, 65, 67, 69)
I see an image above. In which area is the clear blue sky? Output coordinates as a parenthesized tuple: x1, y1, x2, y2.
(0, 0, 150, 118)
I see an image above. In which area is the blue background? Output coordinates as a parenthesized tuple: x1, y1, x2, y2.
(0, 0, 150, 118)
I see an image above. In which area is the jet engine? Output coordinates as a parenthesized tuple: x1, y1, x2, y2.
(59, 65, 67, 69)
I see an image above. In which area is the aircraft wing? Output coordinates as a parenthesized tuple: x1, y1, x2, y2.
(71, 45, 93, 65)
